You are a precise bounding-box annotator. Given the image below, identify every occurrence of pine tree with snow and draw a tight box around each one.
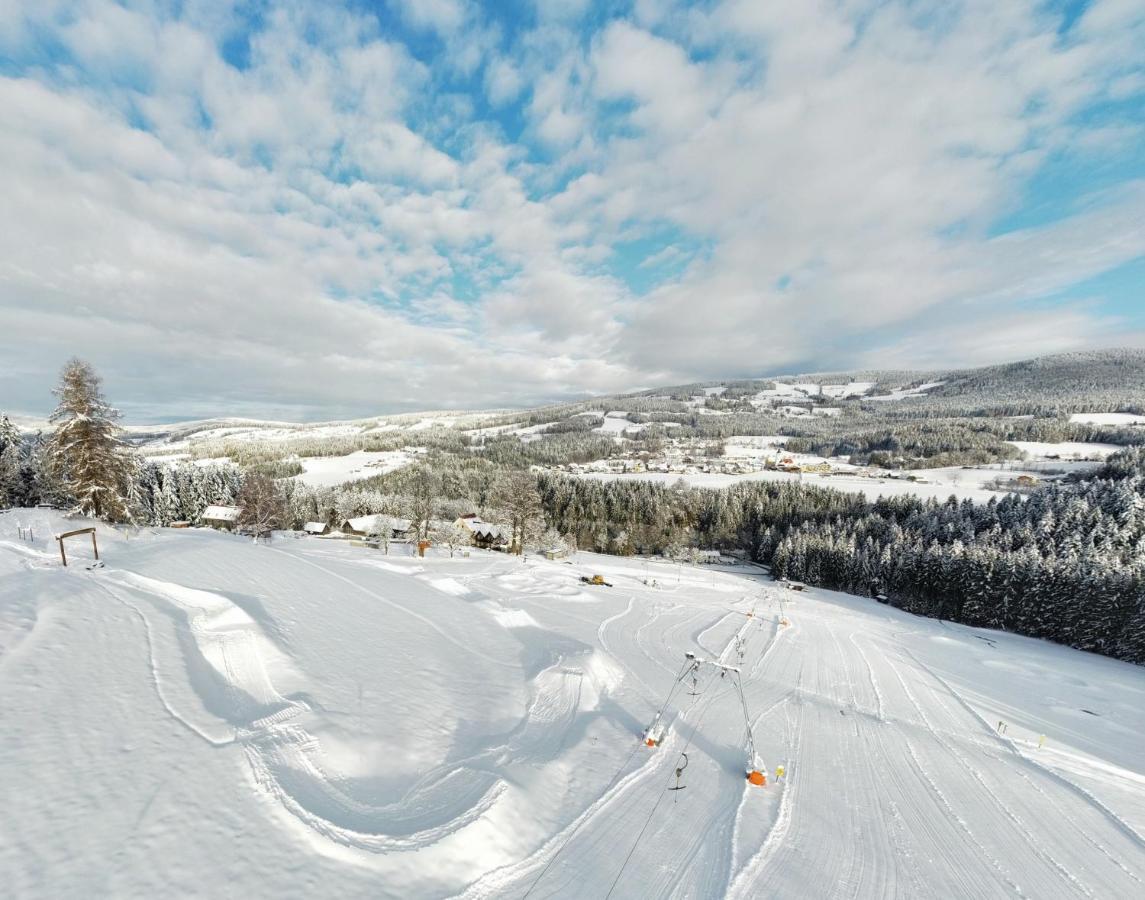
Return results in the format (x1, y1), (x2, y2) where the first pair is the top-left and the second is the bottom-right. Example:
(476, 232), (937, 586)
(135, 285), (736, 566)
(47, 359), (136, 521)
(0, 415), (22, 508)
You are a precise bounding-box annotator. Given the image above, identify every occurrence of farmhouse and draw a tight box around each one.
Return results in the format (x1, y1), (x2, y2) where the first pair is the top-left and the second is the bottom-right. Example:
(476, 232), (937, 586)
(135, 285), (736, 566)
(201, 505), (241, 531)
(454, 515), (509, 550)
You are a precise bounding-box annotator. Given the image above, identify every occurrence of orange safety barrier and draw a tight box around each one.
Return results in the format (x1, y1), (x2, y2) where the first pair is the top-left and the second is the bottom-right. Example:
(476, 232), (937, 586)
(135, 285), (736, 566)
(747, 770), (766, 786)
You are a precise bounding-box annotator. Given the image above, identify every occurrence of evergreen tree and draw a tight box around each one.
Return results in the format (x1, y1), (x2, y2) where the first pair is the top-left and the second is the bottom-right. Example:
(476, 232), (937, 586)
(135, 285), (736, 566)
(47, 359), (136, 521)
(0, 415), (22, 508)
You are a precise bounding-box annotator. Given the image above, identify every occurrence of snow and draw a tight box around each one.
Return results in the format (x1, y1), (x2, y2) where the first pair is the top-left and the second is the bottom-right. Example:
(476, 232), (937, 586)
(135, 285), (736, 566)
(292, 450), (412, 487)
(2, 509), (1143, 897)
(821, 382), (875, 398)
(597, 412), (643, 434)
(574, 466), (1037, 503)
(1070, 413), (1145, 427)
(201, 504), (240, 522)
(1008, 441), (1122, 460)
(869, 381), (946, 401)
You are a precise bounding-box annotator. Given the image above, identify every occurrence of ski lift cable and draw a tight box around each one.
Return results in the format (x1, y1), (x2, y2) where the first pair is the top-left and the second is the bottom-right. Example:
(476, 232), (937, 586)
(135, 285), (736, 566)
(521, 656), (695, 899)
(604, 670), (732, 900)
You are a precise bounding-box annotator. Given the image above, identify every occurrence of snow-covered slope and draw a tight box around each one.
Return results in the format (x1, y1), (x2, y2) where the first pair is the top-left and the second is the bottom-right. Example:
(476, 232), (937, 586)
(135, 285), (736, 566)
(1, 510), (1143, 897)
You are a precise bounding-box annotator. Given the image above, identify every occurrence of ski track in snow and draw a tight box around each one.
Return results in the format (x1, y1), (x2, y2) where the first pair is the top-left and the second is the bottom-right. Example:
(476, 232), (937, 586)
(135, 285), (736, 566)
(4, 520), (1144, 898)
(92, 568), (521, 855)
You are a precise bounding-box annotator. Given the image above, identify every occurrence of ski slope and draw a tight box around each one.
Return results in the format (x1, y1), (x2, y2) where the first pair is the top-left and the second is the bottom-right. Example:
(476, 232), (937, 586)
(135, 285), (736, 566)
(1, 510), (1143, 897)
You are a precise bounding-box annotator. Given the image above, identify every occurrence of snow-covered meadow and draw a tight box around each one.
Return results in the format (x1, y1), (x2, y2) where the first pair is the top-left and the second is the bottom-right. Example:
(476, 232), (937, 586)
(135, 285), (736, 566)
(2, 510), (1143, 897)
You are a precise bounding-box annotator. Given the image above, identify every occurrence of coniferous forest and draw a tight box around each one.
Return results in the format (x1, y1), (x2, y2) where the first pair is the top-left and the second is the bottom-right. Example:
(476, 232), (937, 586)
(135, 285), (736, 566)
(538, 449), (1145, 664)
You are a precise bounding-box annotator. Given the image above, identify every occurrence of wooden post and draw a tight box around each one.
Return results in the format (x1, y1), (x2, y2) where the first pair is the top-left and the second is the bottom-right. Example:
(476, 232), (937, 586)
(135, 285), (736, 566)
(56, 527), (98, 568)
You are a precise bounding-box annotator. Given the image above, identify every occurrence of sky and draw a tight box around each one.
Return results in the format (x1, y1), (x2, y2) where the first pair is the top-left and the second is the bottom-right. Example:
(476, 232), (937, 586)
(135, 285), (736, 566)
(1, 0), (1144, 422)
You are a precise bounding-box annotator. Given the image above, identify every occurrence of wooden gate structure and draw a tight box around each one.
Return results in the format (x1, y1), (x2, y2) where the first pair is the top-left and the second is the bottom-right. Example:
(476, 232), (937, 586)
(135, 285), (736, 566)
(56, 527), (99, 567)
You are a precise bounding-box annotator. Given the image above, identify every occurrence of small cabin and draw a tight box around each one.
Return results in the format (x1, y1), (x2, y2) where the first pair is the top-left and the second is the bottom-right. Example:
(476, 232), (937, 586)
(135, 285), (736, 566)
(201, 505), (242, 531)
(303, 521), (331, 536)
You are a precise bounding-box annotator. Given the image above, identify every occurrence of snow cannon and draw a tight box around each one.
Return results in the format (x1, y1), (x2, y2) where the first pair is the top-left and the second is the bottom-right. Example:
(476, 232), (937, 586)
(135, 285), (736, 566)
(643, 724), (666, 747)
(746, 769), (767, 787)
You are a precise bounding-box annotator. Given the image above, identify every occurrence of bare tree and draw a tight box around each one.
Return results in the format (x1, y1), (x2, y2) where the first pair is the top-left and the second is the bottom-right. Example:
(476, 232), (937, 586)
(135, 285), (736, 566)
(237, 474), (286, 541)
(492, 471), (544, 555)
(404, 466), (438, 541)
(369, 513), (398, 554)
(47, 358), (137, 521)
(433, 520), (470, 558)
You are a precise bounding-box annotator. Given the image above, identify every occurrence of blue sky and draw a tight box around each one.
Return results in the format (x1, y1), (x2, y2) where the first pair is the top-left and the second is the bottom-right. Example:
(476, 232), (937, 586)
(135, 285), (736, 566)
(1, 0), (1143, 420)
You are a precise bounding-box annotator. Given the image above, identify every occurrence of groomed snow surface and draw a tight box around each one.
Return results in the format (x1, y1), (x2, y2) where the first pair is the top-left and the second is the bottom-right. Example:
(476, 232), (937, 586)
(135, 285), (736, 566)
(2, 510), (1144, 897)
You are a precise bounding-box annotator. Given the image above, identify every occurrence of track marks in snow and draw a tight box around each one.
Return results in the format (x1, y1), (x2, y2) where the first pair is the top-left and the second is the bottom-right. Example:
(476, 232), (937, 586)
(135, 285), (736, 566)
(96, 569), (517, 857)
(264, 545), (515, 669)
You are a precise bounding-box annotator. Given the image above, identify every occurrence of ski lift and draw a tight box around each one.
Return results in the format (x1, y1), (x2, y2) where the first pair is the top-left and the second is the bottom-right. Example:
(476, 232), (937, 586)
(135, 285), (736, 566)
(642, 651), (769, 788)
(668, 752), (688, 796)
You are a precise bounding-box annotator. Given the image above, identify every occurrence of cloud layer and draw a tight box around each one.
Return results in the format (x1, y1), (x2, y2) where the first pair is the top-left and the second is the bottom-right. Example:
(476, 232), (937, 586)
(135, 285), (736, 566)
(2, 0), (1143, 420)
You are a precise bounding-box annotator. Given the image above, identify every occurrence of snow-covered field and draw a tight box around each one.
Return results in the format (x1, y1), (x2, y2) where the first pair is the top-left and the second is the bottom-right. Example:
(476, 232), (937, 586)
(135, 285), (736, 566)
(292, 450), (414, 488)
(575, 466), (1044, 503)
(2, 510), (1143, 897)
(1070, 413), (1145, 427)
(1008, 441), (1122, 460)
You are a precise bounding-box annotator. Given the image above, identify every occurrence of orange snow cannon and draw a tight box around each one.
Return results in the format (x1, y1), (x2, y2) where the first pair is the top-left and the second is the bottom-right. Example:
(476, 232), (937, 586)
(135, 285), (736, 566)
(747, 770), (767, 786)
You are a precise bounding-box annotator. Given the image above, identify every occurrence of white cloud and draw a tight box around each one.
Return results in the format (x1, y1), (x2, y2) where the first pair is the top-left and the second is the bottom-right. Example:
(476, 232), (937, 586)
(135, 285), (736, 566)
(0, 0), (1143, 419)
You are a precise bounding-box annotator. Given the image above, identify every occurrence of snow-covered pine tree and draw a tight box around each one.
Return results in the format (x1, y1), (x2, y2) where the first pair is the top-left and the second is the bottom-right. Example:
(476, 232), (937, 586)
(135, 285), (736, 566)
(0, 415), (22, 508)
(47, 359), (136, 521)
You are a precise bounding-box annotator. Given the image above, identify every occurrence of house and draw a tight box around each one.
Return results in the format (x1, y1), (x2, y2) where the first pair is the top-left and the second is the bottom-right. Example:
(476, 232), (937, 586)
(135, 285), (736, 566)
(471, 523), (509, 549)
(201, 505), (241, 531)
(341, 515), (412, 538)
(303, 521), (331, 536)
(454, 515), (509, 550)
(1016, 475), (1038, 487)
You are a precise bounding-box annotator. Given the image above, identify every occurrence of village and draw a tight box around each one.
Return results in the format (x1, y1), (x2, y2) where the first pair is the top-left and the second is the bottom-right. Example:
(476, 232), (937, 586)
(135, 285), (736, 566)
(548, 433), (933, 482)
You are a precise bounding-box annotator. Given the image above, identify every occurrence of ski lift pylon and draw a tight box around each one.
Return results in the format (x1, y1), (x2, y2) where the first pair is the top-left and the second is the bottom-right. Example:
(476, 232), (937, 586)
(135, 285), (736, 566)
(640, 651), (769, 788)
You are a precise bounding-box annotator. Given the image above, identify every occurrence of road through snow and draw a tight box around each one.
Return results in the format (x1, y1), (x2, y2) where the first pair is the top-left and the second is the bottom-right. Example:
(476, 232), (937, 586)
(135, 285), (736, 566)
(1, 509), (1143, 898)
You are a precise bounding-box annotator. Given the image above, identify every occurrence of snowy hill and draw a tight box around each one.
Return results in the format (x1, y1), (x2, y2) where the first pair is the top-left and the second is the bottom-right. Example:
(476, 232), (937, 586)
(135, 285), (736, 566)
(2, 510), (1143, 897)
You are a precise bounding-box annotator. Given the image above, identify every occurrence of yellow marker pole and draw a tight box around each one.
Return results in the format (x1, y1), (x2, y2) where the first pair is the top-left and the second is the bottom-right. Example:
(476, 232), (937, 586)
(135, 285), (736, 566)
(1038, 735), (1045, 749)
(776, 765), (785, 780)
